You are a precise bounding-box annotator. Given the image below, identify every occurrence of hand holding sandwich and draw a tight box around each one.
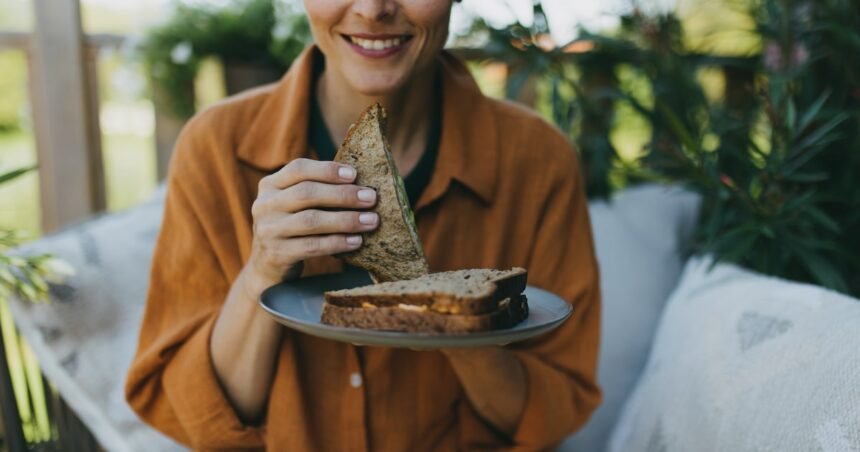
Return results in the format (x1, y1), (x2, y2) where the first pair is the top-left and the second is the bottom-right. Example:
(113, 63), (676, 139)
(210, 157), (379, 424)
(248, 157), (380, 285)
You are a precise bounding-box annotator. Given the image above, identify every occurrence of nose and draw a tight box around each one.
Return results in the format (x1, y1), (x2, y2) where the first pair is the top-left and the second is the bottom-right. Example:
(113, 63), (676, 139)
(352, 0), (396, 21)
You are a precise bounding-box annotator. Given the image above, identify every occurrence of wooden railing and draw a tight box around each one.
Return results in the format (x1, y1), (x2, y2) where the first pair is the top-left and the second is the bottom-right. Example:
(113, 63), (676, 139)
(1, 28), (153, 233)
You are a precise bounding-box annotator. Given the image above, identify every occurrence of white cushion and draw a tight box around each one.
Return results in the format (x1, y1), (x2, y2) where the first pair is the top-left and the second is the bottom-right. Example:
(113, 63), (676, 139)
(609, 258), (860, 452)
(561, 184), (701, 451)
(9, 185), (186, 452)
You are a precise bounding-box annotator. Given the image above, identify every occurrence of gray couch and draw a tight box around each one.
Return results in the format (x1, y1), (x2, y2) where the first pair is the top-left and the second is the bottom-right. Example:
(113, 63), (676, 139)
(9, 184), (705, 451)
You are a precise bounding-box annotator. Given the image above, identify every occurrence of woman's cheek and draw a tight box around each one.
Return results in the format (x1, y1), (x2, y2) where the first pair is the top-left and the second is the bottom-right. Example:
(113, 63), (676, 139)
(304, 0), (345, 48)
(406, 1), (452, 54)
(413, 2), (451, 30)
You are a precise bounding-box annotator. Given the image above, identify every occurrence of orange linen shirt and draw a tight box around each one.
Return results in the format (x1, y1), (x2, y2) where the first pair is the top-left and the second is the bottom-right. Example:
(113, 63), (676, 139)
(125, 46), (601, 451)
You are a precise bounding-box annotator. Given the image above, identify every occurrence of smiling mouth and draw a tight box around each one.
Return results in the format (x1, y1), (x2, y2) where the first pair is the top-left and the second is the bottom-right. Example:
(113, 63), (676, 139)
(342, 34), (413, 51)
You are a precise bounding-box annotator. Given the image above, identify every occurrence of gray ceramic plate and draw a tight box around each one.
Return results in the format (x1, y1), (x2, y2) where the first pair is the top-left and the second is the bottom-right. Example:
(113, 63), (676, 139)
(260, 269), (572, 349)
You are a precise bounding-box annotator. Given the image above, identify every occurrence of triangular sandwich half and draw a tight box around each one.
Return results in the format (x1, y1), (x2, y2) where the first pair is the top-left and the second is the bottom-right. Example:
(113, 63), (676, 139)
(333, 103), (429, 282)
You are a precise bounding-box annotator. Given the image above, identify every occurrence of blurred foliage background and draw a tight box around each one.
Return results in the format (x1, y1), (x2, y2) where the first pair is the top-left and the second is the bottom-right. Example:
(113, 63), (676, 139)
(140, 0), (311, 117)
(0, 0), (858, 294)
(456, 0), (859, 296)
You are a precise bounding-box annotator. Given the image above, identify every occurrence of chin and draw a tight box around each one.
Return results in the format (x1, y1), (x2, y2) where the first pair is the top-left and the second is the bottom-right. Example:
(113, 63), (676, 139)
(346, 74), (409, 97)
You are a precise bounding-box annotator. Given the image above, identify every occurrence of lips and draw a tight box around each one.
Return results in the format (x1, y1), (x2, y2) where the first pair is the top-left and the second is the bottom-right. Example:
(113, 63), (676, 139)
(342, 34), (413, 58)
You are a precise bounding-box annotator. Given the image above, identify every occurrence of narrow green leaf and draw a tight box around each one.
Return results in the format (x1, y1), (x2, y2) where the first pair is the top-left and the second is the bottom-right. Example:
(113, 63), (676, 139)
(797, 92), (830, 133)
(814, 23), (860, 49)
(783, 171), (829, 183)
(791, 113), (849, 155)
(781, 190), (816, 212)
(0, 267), (15, 287)
(657, 101), (698, 154)
(791, 245), (849, 293)
(19, 283), (37, 301)
(719, 233), (759, 264)
(615, 92), (654, 119)
(785, 98), (796, 139)
(0, 166), (37, 186)
(806, 206), (841, 233)
(783, 143), (829, 176)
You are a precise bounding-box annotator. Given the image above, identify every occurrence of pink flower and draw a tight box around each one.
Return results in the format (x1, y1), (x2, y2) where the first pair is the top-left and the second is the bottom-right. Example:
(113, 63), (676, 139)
(763, 41), (782, 72)
(793, 45), (809, 67)
(763, 40), (809, 72)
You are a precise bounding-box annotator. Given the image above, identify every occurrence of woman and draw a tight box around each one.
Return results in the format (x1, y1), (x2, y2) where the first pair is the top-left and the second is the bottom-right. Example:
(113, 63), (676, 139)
(125, 1), (601, 450)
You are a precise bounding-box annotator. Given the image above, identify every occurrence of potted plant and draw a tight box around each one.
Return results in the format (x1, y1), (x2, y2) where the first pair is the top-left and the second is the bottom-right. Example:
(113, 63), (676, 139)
(609, 1), (860, 295)
(459, 0), (859, 295)
(0, 167), (69, 303)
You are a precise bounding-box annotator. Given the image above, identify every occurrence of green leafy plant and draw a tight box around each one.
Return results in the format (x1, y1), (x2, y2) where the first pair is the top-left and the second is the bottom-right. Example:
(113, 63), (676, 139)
(0, 167), (62, 303)
(454, 2), (625, 198)
(609, 1), (860, 295)
(139, 0), (311, 118)
(459, 0), (859, 296)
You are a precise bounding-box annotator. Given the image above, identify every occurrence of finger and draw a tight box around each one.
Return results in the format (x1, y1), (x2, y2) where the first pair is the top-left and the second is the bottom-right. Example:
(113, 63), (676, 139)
(285, 210), (379, 237)
(254, 210), (377, 239)
(259, 158), (357, 191)
(276, 181), (377, 213)
(283, 234), (364, 260)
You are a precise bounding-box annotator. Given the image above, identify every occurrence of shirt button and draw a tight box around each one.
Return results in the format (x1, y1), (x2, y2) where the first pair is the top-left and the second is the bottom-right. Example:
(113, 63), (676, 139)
(349, 372), (363, 388)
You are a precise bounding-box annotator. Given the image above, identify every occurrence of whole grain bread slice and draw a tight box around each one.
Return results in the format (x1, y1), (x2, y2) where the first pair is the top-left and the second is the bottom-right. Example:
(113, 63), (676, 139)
(334, 103), (429, 282)
(324, 268), (527, 315)
(320, 294), (529, 333)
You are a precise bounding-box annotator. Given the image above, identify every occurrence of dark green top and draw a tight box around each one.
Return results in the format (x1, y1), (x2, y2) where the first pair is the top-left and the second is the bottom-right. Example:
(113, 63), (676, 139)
(308, 60), (441, 207)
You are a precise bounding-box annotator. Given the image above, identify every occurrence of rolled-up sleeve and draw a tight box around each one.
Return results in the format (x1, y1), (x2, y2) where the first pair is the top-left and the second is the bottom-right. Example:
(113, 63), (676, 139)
(124, 118), (266, 449)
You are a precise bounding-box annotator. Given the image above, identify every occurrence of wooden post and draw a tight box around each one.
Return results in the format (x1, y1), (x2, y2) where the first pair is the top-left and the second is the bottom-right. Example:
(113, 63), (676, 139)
(29, 0), (105, 233)
(577, 57), (619, 198)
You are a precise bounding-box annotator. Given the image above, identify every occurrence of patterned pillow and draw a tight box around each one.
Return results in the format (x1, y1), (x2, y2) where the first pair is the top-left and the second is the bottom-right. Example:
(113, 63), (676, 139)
(9, 185), (186, 452)
(609, 258), (860, 452)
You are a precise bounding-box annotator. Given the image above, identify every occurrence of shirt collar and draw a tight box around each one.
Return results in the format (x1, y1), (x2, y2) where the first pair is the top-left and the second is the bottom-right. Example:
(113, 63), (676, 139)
(236, 45), (499, 206)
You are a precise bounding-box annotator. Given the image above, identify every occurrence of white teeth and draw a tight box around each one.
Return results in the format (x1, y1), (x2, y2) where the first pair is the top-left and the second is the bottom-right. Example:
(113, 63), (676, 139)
(349, 36), (405, 51)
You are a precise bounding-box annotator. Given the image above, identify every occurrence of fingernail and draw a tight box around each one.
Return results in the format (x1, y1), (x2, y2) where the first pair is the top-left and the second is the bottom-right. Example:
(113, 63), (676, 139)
(338, 166), (356, 180)
(357, 189), (376, 203)
(359, 212), (378, 225)
(346, 235), (362, 246)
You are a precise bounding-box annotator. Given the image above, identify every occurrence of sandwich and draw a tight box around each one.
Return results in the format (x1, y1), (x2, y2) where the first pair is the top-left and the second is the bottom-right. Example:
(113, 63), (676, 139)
(323, 104), (529, 334)
(333, 103), (429, 283)
(322, 268), (529, 333)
